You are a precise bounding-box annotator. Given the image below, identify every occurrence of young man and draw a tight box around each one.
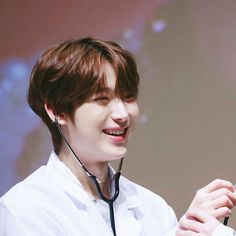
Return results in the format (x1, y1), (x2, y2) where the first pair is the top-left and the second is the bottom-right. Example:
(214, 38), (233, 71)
(1, 37), (235, 236)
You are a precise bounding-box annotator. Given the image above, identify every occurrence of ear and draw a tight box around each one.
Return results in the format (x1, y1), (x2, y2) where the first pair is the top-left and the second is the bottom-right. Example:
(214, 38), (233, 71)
(44, 104), (67, 125)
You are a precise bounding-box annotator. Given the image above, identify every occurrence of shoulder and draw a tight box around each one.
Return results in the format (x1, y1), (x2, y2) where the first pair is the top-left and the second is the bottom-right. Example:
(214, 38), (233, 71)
(0, 165), (56, 210)
(0, 165), (68, 231)
(0, 202), (28, 236)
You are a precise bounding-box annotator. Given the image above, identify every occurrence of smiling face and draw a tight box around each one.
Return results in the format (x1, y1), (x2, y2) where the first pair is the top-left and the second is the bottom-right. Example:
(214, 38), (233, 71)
(61, 63), (139, 165)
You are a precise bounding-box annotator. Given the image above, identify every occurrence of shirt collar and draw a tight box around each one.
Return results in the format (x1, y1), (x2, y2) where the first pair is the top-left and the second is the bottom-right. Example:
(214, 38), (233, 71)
(46, 151), (142, 209)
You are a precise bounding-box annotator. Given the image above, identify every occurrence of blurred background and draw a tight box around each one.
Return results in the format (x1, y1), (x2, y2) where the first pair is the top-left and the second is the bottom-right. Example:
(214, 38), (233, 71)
(1, 0), (236, 225)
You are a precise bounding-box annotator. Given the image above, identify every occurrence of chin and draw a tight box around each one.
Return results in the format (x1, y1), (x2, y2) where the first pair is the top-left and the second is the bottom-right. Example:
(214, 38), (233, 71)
(99, 143), (128, 161)
(105, 146), (127, 161)
(112, 146), (127, 159)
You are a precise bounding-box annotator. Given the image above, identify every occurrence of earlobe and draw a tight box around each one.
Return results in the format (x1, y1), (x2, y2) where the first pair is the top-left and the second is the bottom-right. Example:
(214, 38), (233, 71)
(44, 104), (67, 125)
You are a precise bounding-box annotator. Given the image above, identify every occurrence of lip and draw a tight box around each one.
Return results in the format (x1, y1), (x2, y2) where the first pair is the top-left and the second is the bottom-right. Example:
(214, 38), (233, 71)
(102, 127), (128, 143)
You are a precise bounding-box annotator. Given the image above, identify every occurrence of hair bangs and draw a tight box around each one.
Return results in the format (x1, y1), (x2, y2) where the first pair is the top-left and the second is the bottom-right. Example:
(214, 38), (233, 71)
(113, 54), (139, 101)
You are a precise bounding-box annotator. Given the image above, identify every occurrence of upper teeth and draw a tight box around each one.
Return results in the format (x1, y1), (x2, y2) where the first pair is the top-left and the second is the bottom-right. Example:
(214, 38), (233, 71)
(105, 129), (125, 135)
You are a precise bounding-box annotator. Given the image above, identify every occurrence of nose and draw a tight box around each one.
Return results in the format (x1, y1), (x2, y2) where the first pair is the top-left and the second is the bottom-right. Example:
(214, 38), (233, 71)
(110, 98), (129, 124)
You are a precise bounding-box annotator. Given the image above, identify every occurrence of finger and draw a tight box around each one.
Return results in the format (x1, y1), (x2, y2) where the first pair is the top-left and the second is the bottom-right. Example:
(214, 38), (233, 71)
(208, 188), (234, 200)
(197, 195), (233, 219)
(200, 179), (235, 193)
(204, 195), (234, 210)
(188, 206), (232, 221)
(207, 187), (236, 203)
(230, 191), (236, 205)
(184, 209), (220, 235)
(212, 195), (234, 209)
(212, 207), (232, 219)
(176, 229), (201, 236)
(179, 216), (204, 232)
(186, 208), (216, 224)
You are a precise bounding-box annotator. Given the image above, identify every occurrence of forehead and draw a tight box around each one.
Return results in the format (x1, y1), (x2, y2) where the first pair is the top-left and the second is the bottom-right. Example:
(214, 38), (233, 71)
(92, 61), (138, 99)
(102, 63), (116, 90)
(92, 62), (117, 94)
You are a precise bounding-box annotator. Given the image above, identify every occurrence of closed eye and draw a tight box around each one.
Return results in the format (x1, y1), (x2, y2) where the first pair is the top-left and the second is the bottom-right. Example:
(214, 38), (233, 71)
(94, 96), (109, 101)
(93, 96), (110, 105)
(123, 95), (136, 103)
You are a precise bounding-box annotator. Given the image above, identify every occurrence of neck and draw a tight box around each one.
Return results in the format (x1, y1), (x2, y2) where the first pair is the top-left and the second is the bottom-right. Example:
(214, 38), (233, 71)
(58, 147), (111, 199)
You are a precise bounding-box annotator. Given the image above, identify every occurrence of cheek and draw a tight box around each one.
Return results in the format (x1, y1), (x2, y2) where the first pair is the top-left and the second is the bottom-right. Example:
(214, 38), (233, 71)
(74, 110), (109, 137)
(128, 103), (140, 122)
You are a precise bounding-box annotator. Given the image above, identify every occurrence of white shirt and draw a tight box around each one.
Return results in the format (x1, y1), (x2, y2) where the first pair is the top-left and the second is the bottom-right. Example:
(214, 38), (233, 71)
(0, 151), (177, 236)
(213, 224), (235, 236)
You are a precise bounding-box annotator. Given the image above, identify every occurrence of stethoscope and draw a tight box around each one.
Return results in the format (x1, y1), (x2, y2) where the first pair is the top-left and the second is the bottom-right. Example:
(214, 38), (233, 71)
(54, 117), (123, 236)
(224, 216), (229, 226)
(223, 185), (236, 226)
(54, 117), (234, 234)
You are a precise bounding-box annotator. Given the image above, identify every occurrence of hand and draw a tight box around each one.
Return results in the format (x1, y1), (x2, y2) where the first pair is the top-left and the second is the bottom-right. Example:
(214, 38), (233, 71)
(187, 179), (236, 220)
(176, 208), (220, 236)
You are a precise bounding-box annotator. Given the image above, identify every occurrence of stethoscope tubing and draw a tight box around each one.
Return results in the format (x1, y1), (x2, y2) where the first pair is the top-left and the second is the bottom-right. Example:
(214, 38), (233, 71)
(54, 118), (122, 236)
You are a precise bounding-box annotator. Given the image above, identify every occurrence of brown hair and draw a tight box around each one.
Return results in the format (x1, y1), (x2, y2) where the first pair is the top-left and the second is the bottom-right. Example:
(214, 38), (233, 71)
(27, 37), (140, 154)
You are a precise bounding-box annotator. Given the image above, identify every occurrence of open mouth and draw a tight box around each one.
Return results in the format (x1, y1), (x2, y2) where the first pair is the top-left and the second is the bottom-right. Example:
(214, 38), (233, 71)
(103, 128), (128, 136)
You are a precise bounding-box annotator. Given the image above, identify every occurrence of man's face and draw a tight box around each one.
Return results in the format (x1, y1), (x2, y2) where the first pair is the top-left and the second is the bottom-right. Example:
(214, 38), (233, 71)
(62, 63), (139, 165)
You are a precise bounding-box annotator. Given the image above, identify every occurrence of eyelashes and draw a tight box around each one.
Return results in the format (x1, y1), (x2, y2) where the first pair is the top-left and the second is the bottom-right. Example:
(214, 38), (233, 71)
(92, 94), (136, 105)
(93, 96), (110, 105)
(123, 95), (136, 102)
